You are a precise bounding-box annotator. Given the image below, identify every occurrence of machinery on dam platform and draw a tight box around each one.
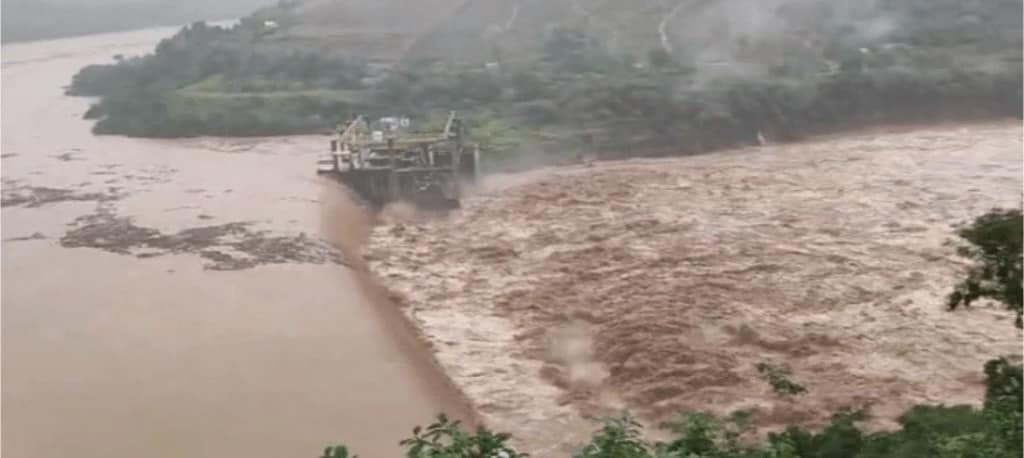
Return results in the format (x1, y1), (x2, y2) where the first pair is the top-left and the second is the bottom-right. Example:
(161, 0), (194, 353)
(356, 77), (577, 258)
(317, 111), (480, 211)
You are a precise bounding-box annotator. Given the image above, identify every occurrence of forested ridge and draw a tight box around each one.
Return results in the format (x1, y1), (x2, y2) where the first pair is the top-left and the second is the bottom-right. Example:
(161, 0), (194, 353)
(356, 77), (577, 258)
(69, 0), (1021, 168)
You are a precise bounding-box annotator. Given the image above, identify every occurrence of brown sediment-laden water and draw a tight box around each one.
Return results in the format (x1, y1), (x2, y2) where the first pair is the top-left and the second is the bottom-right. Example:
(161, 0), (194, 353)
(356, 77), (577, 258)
(366, 121), (1023, 453)
(2, 27), (473, 458)
(4, 23), (1022, 458)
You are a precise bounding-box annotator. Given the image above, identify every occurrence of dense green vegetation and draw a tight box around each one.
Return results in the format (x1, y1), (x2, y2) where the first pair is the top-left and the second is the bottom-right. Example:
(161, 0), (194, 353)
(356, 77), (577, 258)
(0, 0), (270, 43)
(68, 20), (370, 136)
(324, 358), (1021, 458)
(318, 209), (1021, 458)
(948, 209), (1023, 328)
(68, 0), (1021, 168)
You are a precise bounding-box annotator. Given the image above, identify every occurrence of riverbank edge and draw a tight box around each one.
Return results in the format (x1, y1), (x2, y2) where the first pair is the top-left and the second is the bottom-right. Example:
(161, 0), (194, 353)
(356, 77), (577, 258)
(80, 110), (1023, 177)
(347, 264), (486, 430)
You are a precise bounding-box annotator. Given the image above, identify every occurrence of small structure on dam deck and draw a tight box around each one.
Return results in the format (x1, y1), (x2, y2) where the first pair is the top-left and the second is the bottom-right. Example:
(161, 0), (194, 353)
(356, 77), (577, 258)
(317, 111), (480, 211)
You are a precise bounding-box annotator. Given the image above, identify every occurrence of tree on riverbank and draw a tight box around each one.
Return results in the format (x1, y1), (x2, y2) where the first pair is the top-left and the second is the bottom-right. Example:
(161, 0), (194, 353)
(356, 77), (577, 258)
(948, 209), (1023, 328)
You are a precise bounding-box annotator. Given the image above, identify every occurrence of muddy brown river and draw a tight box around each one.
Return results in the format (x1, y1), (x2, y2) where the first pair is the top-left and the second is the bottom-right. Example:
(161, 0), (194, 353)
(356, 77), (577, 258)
(2, 27), (470, 458)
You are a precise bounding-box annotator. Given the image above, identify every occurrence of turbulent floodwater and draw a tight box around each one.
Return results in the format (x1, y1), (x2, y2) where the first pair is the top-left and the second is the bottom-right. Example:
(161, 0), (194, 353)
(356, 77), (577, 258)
(1, 28), (471, 458)
(368, 122), (1023, 453)
(4, 25), (1023, 458)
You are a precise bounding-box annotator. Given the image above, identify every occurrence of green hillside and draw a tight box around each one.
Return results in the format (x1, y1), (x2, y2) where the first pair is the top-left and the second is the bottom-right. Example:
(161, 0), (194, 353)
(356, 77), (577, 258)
(67, 0), (1022, 168)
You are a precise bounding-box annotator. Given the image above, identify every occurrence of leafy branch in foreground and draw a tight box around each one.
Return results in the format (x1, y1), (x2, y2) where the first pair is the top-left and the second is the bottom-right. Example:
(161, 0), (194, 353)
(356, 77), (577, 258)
(400, 414), (527, 458)
(947, 208), (1023, 328)
(323, 357), (1021, 457)
(574, 414), (650, 458)
(320, 445), (357, 458)
(659, 410), (756, 457)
